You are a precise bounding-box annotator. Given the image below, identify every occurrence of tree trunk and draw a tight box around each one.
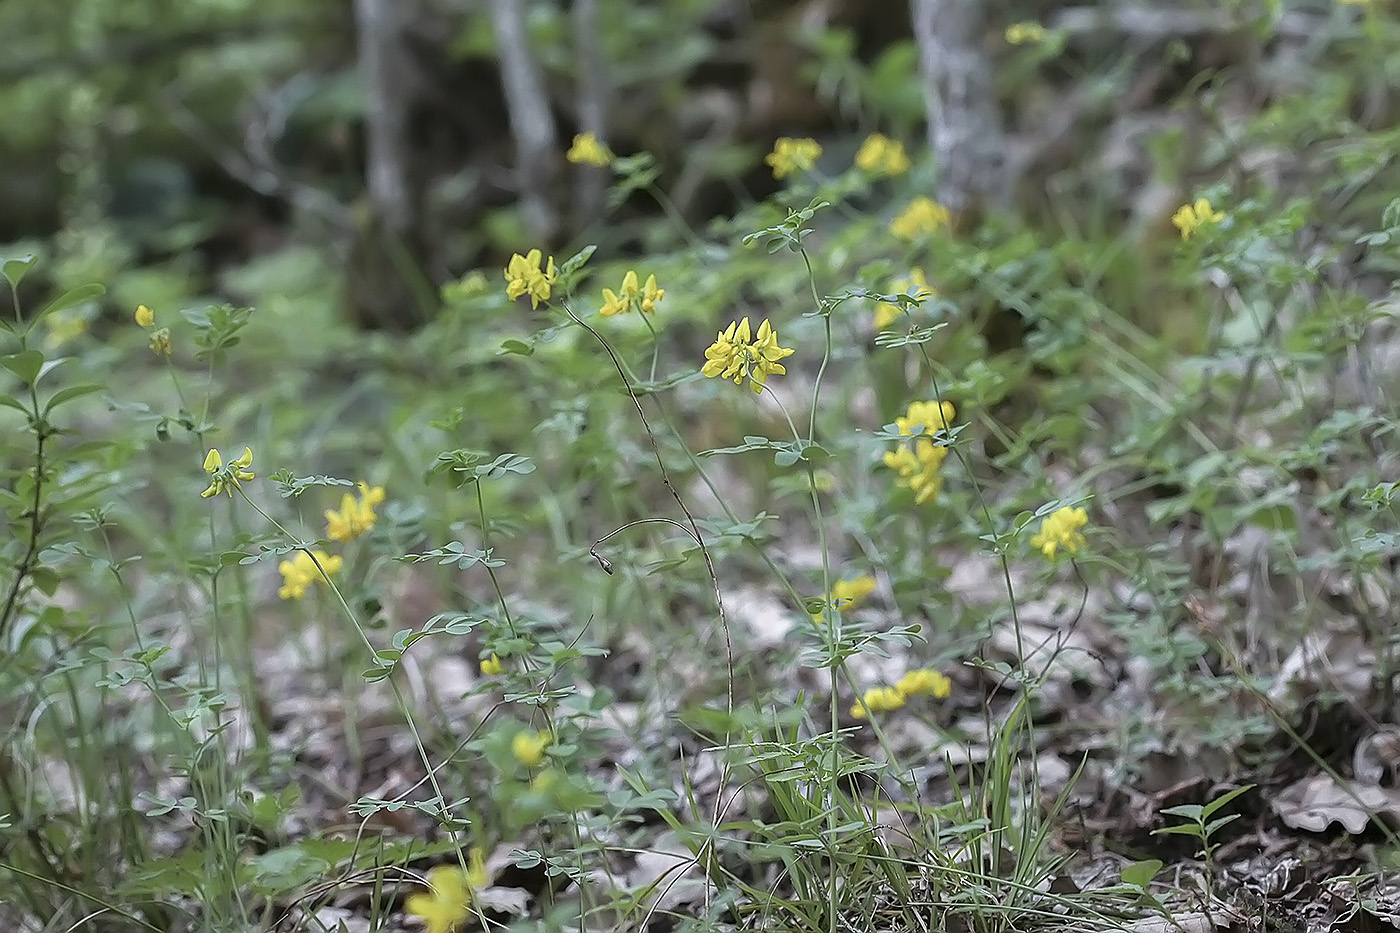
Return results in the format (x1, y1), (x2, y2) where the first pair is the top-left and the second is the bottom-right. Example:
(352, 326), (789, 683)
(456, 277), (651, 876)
(490, 0), (561, 242)
(349, 0), (431, 329)
(910, 0), (1007, 215)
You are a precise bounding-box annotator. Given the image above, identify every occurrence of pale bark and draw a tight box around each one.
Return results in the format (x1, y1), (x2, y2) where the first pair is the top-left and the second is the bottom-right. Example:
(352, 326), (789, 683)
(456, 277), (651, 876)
(572, 0), (608, 222)
(490, 0), (560, 240)
(354, 0), (414, 236)
(910, 0), (1007, 213)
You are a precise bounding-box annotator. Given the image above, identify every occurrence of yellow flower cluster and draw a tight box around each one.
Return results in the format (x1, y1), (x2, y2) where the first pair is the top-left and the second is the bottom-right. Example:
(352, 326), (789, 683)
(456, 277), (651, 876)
(599, 270), (664, 316)
(504, 249), (558, 308)
(831, 575), (876, 609)
(700, 317), (795, 393)
(1029, 505), (1089, 558)
(890, 196), (952, 240)
(851, 685), (905, 717)
(566, 131), (612, 167)
(480, 653), (504, 676)
(765, 137), (823, 179)
(812, 574), (877, 623)
(850, 668), (952, 719)
(1171, 198), (1225, 240)
(1005, 21), (1047, 44)
(325, 482), (386, 542)
(883, 401), (956, 504)
(874, 268), (934, 330)
(854, 133), (910, 176)
(277, 549), (343, 601)
(200, 447), (255, 499)
(135, 304), (171, 356)
(512, 730), (551, 768)
(405, 848), (488, 933)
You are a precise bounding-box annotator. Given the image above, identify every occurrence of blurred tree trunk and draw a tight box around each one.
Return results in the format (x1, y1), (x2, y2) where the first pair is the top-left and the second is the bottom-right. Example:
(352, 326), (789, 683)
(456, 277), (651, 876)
(349, 0), (433, 330)
(910, 0), (1007, 215)
(489, 0), (560, 242)
(571, 0), (608, 225)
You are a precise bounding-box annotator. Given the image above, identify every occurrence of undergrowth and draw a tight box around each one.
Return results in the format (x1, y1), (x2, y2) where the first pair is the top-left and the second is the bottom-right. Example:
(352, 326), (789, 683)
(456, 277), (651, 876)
(7, 22), (1400, 931)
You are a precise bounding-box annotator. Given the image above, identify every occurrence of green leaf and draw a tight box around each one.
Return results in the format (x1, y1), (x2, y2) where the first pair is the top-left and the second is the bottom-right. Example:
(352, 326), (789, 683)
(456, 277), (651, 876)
(243, 845), (331, 896)
(32, 357), (69, 389)
(2, 350), (44, 385)
(1244, 503), (1296, 533)
(1120, 859), (1163, 889)
(475, 453), (535, 478)
(699, 435), (779, 457)
(1201, 783), (1254, 819)
(498, 338), (535, 356)
(1204, 814), (1241, 835)
(30, 566), (60, 597)
(774, 441), (829, 467)
(1158, 803), (1204, 821)
(559, 244), (597, 277)
(42, 383), (104, 414)
(2, 254), (36, 291)
(33, 283), (105, 325)
(0, 394), (30, 415)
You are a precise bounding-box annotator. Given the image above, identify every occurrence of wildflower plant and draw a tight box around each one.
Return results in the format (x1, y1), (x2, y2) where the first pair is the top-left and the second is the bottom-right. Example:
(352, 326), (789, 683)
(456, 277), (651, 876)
(325, 481), (386, 541)
(1172, 197), (1226, 239)
(11, 24), (1397, 932)
(854, 133), (911, 176)
(566, 131), (612, 167)
(504, 249), (558, 308)
(700, 316), (795, 392)
(765, 136), (823, 179)
(890, 195), (952, 240)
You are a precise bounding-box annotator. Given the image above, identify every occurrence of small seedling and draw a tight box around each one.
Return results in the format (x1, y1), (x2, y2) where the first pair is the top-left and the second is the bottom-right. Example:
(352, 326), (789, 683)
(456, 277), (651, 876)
(1154, 784), (1255, 901)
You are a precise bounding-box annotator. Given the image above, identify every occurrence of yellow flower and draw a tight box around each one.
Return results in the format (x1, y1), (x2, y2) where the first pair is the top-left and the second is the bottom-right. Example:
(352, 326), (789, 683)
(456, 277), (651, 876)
(512, 730), (551, 768)
(200, 446), (255, 499)
(44, 310), (89, 348)
(599, 270), (663, 316)
(700, 317), (795, 393)
(135, 304), (155, 328)
(896, 399), (956, 437)
(765, 137), (823, 180)
(504, 249), (558, 308)
(883, 439), (950, 504)
(1171, 198), (1226, 240)
(890, 196), (952, 240)
(1029, 505), (1089, 559)
(1005, 21), (1047, 44)
(874, 268), (934, 330)
(854, 133), (911, 176)
(896, 668), (952, 699)
(812, 574), (878, 623)
(404, 850), (488, 933)
(882, 400), (956, 504)
(480, 653), (503, 676)
(148, 328), (172, 357)
(566, 131), (612, 166)
(832, 575), (876, 609)
(325, 482), (386, 542)
(277, 549), (343, 601)
(849, 686), (906, 719)
(640, 274), (664, 313)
